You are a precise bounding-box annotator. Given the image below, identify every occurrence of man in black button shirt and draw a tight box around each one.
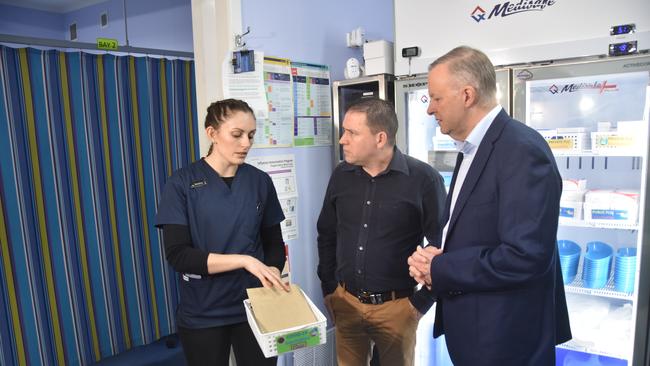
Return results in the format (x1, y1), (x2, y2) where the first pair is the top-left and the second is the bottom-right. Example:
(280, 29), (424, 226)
(317, 97), (446, 366)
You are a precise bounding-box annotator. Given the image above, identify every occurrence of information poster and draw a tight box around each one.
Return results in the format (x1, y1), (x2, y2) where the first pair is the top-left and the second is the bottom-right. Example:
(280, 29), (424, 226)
(246, 154), (299, 240)
(223, 51), (268, 119)
(254, 57), (295, 148)
(290, 62), (333, 147)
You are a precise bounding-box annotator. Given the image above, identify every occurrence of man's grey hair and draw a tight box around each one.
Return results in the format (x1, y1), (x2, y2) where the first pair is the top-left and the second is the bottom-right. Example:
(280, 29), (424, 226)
(346, 97), (398, 146)
(429, 46), (497, 108)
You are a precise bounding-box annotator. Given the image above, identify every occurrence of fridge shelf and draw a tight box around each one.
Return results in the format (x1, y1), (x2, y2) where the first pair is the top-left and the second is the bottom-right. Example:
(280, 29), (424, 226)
(559, 220), (638, 230)
(564, 275), (634, 301)
(557, 340), (628, 361)
(552, 150), (643, 157)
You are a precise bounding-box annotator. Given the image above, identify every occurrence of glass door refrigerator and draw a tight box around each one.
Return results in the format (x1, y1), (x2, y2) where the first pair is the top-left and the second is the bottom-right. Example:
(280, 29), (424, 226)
(395, 70), (511, 192)
(512, 54), (650, 366)
(394, 69), (511, 366)
(332, 74), (395, 165)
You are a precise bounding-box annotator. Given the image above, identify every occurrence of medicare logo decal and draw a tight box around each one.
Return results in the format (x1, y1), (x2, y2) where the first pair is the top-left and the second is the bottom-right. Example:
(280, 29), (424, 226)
(471, 0), (557, 23)
(471, 6), (487, 22)
(548, 81), (618, 94)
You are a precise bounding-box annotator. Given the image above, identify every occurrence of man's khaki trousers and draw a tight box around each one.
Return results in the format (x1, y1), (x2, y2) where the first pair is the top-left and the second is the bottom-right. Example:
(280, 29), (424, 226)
(327, 284), (420, 366)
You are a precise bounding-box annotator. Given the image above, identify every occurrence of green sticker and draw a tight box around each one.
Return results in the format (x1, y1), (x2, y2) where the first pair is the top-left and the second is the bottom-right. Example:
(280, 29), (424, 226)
(293, 137), (314, 146)
(275, 327), (320, 354)
(97, 38), (118, 50)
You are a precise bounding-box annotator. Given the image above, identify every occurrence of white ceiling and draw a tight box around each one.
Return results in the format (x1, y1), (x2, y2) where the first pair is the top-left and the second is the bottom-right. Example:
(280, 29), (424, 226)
(0, 0), (108, 13)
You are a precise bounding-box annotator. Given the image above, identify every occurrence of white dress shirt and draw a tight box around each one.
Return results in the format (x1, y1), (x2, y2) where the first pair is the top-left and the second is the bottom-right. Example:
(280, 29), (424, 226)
(440, 105), (502, 250)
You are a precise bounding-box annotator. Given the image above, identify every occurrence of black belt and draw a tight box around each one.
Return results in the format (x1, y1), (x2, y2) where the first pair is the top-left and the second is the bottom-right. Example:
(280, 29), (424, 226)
(340, 282), (414, 305)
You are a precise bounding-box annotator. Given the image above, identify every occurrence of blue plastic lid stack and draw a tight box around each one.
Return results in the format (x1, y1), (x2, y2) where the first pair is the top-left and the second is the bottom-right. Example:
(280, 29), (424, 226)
(558, 240), (581, 285)
(582, 241), (613, 289)
(614, 247), (637, 293)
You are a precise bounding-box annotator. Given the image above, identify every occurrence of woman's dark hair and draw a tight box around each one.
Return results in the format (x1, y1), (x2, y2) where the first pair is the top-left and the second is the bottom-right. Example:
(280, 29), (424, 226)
(204, 98), (255, 155)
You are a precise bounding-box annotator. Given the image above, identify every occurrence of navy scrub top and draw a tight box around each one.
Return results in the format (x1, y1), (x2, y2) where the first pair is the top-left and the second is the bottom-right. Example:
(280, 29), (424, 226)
(155, 159), (285, 328)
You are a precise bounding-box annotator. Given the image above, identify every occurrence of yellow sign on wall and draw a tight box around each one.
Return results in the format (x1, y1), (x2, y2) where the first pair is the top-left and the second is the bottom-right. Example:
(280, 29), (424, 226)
(97, 38), (118, 50)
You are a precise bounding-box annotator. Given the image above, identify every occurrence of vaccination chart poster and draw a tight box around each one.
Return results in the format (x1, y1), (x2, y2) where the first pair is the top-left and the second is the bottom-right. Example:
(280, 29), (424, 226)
(290, 62), (333, 147)
(246, 154), (299, 240)
(254, 57), (295, 148)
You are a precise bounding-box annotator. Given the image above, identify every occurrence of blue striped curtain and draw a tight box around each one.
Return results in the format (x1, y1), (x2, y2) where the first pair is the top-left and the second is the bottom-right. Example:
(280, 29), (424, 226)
(0, 45), (198, 365)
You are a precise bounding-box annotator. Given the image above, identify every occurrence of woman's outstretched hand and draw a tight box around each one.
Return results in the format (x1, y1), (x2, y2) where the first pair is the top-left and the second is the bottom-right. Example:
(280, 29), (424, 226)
(243, 256), (291, 292)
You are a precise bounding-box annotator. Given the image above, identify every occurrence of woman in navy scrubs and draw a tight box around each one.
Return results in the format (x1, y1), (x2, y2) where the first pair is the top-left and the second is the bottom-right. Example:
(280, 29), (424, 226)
(155, 99), (290, 365)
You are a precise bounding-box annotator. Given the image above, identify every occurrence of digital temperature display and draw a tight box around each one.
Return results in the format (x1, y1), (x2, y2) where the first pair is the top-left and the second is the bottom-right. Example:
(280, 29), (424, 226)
(610, 24), (635, 36)
(609, 41), (637, 57)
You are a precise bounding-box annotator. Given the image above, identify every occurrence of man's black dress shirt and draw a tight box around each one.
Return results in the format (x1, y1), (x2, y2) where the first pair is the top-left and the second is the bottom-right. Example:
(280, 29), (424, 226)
(317, 148), (446, 312)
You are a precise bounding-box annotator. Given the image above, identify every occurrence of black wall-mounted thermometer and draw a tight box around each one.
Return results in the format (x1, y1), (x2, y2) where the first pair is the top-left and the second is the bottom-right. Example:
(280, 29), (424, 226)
(402, 47), (420, 58)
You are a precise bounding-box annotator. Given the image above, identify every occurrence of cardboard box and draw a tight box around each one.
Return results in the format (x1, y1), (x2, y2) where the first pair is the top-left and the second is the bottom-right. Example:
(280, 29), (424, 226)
(244, 285), (327, 357)
(584, 190), (639, 224)
(363, 40), (394, 75)
(591, 131), (642, 155)
(559, 200), (583, 223)
(538, 129), (589, 153)
(363, 40), (393, 59)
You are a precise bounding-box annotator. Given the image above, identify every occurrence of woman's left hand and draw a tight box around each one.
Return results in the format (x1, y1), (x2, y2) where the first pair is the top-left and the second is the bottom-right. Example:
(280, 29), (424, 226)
(243, 256), (291, 292)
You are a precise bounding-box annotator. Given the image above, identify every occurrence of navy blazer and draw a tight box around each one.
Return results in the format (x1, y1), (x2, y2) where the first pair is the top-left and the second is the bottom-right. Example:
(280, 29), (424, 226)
(430, 110), (571, 365)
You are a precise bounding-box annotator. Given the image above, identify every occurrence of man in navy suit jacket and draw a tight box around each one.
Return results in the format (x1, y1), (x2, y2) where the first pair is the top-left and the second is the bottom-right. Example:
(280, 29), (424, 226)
(408, 46), (571, 365)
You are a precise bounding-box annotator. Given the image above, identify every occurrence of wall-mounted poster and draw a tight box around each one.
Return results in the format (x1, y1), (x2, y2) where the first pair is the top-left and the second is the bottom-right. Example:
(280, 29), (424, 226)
(290, 62), (333, 147)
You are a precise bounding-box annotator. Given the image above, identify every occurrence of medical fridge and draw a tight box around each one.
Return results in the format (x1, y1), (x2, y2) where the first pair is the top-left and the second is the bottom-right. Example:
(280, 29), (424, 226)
(395, 56), (650, 365)
(393, 68), (511, 366)
(512, 54), (650, 366)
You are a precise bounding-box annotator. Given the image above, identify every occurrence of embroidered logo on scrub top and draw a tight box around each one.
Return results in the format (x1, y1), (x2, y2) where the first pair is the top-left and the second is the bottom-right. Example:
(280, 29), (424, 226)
(190, 180), (207, 189)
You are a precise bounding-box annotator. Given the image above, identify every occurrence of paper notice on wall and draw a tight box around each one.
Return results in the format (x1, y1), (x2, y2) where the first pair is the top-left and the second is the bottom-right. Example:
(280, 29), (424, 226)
(290, 62), (333, 147)
(247, 154), (297, 197)
(247, 154), (299, 240)
(223, 50), (268, 119)
(254, 57), (295, 148)
(279, 197), (298, 241)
